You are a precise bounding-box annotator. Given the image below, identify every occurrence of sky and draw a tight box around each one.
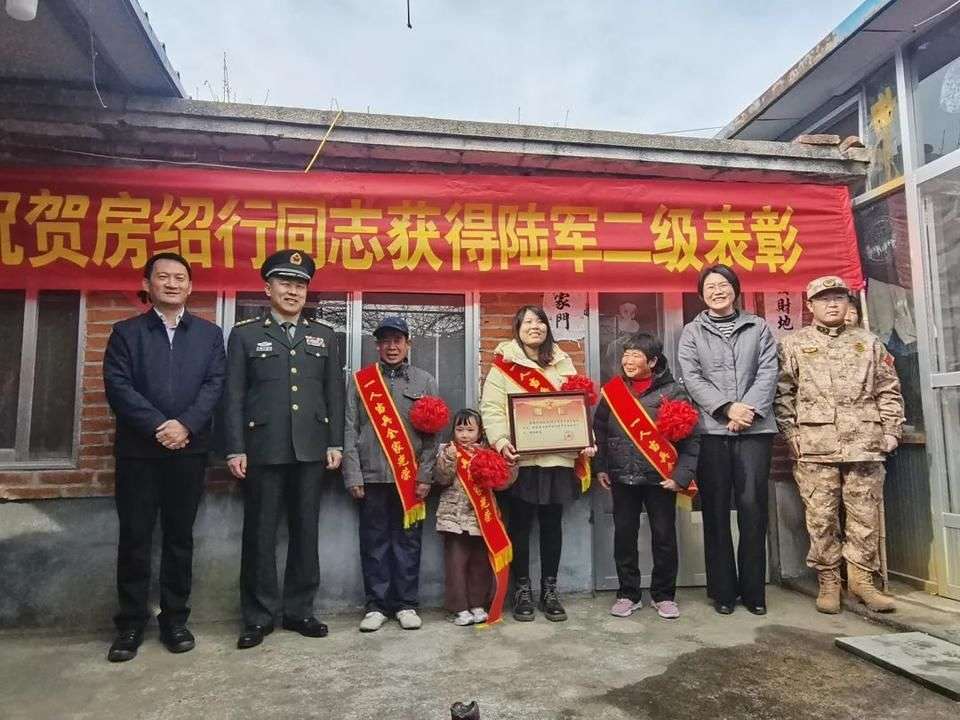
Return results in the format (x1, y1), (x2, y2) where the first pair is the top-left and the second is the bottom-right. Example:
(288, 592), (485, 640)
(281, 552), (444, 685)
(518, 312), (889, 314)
(139, 0), (868, 137)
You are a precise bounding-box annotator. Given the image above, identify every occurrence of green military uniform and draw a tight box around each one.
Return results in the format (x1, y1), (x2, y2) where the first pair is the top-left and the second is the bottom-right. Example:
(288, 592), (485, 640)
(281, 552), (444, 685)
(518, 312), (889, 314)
(775, 276), (904, 612)
(224, 250), (345, 633)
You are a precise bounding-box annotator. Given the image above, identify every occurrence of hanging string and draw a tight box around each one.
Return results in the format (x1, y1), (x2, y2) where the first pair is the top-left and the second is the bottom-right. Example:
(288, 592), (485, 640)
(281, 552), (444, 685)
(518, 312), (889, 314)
(407, 0), (412, 29)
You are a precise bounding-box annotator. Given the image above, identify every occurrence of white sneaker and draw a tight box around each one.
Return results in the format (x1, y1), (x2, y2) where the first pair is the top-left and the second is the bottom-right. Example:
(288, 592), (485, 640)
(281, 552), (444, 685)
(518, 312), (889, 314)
(359, 610), (387, 632)
(470, 607), (488, 624)
(450, 610), (474, 626)
(395, 609), (422, 630)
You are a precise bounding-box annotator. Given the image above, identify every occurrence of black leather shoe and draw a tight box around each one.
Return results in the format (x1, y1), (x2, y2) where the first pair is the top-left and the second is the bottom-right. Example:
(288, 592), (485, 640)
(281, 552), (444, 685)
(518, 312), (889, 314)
(714, 601), (735, 615)
(107, 628), (143, 662)
(160, 624), (196, 653)
(237, 623), (274, 649)
(282, 616), (328, 638)
(745, 605), (767, 616)
(539, 577), (568, 622)
(512, 577), (536, 622)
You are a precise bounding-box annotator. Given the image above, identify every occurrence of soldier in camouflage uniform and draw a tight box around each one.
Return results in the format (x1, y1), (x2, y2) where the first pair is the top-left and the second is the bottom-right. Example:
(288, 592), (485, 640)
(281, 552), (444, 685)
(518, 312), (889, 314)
(775, 276), (904, 614)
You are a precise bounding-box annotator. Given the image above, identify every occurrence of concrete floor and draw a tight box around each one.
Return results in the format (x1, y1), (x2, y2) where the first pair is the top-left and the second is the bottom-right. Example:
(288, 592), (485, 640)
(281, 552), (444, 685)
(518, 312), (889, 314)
(0, 587), (956, 720)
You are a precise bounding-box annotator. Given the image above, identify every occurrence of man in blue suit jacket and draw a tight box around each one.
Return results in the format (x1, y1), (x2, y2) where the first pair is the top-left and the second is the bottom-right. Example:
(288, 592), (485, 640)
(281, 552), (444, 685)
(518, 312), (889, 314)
(102, 252), (226, 662)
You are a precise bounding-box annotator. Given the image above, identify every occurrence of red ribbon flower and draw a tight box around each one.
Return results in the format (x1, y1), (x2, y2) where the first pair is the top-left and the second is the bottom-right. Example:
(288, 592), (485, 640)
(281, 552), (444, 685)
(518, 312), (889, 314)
(656, 397), (699, 442)
(469, 448), (511, 490)
(409, 396), (450, 434)
(560, 374), (598, 406)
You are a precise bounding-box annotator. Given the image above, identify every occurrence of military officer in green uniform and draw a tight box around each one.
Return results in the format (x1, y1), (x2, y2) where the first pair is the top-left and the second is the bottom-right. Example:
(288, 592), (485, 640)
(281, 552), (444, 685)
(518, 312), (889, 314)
(225, 249), (344, 649)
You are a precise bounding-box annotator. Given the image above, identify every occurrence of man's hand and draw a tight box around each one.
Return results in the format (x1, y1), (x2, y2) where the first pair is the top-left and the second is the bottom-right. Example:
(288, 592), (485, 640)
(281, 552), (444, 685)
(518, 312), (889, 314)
(227, 454), (247, 479)
(596, 472), (611, 490)
(500, 441), (519, 463)
(326, 449), (343, 470)
(415, 482), (431, 499)
(348, 485), (365, 500)
(726, 402), (756, 426)
(660, 478), (682, 492)
(156, 419), (190, 450)
(580, 444), (597, 458)
(883, 434), (899, 453)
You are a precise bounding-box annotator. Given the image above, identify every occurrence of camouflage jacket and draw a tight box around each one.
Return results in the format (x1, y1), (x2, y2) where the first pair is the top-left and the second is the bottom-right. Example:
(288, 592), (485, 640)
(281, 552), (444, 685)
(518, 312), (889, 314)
(774, 324), (905, 463)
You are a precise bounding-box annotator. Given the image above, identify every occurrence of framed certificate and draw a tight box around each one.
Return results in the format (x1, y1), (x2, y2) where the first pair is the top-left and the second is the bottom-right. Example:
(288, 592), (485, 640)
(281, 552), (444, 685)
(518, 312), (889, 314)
(508, 391), (593, 455)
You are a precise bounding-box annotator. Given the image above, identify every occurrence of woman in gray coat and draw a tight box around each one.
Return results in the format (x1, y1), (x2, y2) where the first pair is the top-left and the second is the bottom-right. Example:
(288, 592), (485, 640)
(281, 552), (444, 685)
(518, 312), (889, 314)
(677, 264), (778, 615)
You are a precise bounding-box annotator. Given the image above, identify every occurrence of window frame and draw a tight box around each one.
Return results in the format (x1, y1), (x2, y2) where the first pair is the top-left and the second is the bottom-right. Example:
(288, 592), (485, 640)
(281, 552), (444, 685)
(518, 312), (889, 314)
(0, 289), (85, 469)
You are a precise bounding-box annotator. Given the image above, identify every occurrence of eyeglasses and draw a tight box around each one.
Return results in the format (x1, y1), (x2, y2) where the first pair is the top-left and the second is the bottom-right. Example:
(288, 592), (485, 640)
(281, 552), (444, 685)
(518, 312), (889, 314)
(702, 282), (733, 293)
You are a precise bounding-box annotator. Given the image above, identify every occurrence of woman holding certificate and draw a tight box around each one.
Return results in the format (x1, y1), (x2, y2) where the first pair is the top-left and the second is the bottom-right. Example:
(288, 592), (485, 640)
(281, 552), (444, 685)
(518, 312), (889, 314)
(480, 305), (595, 623)
(677, 264), (779, 616)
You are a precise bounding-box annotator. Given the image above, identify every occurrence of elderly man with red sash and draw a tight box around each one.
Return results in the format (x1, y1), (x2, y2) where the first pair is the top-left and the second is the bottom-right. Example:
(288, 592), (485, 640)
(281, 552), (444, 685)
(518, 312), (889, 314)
(343, 316), (440, 632)
(593, 332), (700, 620)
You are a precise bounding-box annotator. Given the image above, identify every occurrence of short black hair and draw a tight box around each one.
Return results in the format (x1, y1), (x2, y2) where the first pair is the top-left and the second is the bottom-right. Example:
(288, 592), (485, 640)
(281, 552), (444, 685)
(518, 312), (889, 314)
(697, 264), (740, 299)
(622, 332), (664, 365)
(144, 252), (192, 280)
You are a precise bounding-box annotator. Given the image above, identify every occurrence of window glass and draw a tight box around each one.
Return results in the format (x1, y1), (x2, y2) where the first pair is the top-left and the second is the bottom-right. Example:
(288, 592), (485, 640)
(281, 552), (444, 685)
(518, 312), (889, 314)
(236, 292), (348, 370)
(29, 291), (80, 458)
(361, 293), (466, 427)
(919, 166), (960, 376)
(854, 192), (923, 430)
(911, 14), (960, 164)
(597, 294), (660, 383)
(863, 61), (904, 189)
(0, 291), (25, 449)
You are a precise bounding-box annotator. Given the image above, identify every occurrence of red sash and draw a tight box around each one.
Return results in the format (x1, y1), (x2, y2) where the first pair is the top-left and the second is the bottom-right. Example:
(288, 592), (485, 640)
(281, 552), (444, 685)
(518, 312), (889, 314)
(455, 445), (512, 626)
(354, 364), (425, 528)
(600, 376), (698, 509)
(491, 354), (591, 492)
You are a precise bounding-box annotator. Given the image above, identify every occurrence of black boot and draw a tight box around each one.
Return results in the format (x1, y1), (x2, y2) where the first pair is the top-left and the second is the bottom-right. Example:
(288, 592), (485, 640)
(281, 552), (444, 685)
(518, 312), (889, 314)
(539, 577), (567, 622)
(512, 577), (535, 622)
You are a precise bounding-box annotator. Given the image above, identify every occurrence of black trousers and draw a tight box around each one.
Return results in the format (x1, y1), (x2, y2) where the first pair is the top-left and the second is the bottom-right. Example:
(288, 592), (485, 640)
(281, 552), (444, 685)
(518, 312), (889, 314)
(240, 462), (323, 626)
(507, 498), (563, 580)
(611, 482), (678, 603)
(358, 483), (423, 614)
(114, 454), (206, 631)
(697, 434), (772, 607)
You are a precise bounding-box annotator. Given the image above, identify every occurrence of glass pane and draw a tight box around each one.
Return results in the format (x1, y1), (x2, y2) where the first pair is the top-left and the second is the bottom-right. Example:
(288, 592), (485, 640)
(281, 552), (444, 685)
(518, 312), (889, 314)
(854, 191), (924, 430)
(919, 165), (960, 374)
(361, 293), (466, 426)
(597, 294), (660, 383)
(236, 291), (348, 370)
(863, 61), (904, 189)
(911, 15), (960, 165)
(29, 291), (80, 459)
(0, 290), (25, 449)
(938, 386), (960, 514)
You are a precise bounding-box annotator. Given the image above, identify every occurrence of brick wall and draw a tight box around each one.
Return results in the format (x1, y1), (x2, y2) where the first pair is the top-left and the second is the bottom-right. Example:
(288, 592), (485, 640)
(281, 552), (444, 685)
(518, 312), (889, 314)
(0, 291), (218, 500)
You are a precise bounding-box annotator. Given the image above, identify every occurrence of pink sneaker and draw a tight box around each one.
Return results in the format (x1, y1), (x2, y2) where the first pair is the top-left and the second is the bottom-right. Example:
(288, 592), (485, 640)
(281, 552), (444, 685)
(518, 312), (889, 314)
(610, 598), (643, 617)
(653, 600), (680, 619)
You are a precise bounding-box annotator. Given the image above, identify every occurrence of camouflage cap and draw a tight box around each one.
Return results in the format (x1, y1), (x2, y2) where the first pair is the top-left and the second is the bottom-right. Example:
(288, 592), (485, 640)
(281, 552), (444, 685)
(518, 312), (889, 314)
(806, 275), (850, 299)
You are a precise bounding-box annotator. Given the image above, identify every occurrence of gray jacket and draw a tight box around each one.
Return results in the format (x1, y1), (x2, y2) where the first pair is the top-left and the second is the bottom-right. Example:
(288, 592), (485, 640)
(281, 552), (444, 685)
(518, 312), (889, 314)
(677, 311), (779, 436)
(342, 362), (440, 488)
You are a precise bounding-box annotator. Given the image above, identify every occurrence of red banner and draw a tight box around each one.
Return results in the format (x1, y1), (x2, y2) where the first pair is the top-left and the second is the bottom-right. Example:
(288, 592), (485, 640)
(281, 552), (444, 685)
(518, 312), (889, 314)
(0, 166), (862, 292)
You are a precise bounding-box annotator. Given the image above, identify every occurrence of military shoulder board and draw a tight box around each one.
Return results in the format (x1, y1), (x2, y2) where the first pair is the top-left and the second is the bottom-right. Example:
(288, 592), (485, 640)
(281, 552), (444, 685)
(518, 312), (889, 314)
(310, 317), (336, 329)
(234, 317), (260, 327)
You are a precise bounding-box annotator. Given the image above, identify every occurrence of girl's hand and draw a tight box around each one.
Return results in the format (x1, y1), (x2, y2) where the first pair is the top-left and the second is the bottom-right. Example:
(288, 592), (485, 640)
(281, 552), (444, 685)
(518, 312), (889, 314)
(596, 472), (611, 490)
(444, 443), (458, 460)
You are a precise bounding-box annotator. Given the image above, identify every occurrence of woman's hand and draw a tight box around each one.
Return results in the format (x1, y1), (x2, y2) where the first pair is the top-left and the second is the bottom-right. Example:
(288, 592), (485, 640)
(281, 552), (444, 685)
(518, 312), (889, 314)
(596, 472), (611, 490)
(500, 441), (519, 463)
(660, 478), (682, 493)
(580, 444), (597, 458)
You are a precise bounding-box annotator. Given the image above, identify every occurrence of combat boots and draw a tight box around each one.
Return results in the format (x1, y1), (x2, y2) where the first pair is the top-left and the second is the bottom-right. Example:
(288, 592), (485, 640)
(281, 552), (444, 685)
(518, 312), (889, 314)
(539, 576), (567, 622)
(847, 562), (896, 612)
(512, 577), (535, 622)
(816, 568), (841, 614)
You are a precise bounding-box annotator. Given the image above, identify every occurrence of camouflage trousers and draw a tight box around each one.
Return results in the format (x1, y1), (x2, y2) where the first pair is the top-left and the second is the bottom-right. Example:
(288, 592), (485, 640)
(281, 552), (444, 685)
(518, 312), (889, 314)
(794, 461), (885, 572)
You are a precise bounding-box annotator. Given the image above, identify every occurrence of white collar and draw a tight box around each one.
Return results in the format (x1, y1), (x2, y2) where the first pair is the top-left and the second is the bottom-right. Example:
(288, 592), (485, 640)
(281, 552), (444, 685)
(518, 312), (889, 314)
(154, 306), (185, 328)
